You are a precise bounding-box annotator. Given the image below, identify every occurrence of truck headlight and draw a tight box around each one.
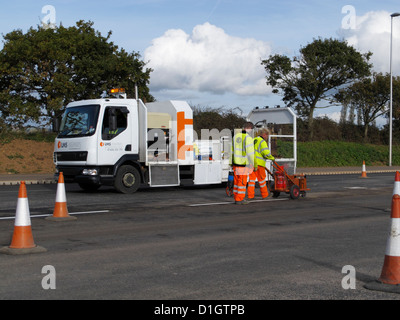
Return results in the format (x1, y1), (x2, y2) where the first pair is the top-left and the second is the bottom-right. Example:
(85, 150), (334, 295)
(82, 169), (98, 176)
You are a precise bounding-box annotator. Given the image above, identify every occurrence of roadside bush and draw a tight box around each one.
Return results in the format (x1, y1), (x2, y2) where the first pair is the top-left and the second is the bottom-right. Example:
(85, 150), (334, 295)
(296, 141), (399, 167)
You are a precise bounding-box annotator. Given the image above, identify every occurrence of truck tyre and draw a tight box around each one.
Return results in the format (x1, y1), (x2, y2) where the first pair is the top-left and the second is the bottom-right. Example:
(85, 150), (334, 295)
(114, 165), (140, 194)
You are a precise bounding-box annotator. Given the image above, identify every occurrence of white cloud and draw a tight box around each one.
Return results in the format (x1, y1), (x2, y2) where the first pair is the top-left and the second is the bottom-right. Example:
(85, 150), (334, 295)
(340, 10), (400, 75)
(144, 22), (273, 97)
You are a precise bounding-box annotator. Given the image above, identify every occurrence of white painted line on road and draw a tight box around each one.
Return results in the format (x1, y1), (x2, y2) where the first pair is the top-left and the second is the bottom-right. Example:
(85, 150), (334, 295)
(188, 201), (233, 207)
(248, 198), (289, 203)
(188, 198), (288, 207)
(345, 187), (367, 189)
(69, 210), (110, 216)
(0, 210), (110, 220)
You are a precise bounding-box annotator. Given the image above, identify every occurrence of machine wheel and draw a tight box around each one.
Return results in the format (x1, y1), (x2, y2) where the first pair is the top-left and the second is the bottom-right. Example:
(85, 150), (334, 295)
(114, 165), (141, 194)
(290, 185), (300, 199)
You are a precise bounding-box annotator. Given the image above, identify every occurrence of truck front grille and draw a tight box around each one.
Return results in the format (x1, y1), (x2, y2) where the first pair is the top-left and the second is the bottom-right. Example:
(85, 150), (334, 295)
(54, 151), (88, 162)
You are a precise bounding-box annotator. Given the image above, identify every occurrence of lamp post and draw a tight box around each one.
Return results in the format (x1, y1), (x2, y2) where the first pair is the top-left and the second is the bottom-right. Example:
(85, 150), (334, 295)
(390, 12), (400, 167)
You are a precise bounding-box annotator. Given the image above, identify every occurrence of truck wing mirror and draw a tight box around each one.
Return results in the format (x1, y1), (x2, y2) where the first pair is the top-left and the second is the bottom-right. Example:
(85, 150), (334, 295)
(109, 109), (117, 132)
(52, 117), (61, 132)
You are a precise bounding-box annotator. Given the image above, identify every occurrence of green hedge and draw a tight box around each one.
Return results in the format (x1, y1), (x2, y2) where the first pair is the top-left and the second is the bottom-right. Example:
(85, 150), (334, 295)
(277, 140), (400, 167)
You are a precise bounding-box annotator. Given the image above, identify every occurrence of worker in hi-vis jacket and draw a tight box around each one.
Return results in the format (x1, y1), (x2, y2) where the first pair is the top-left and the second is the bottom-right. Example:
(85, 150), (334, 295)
(230, 122), (255, 205)
(247, 128), (275, 199)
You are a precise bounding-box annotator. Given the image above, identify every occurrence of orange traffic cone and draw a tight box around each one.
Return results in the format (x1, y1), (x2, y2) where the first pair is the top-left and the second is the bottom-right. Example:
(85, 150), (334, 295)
(46, 172), (76, 221)
(0, 182), (46, 255)
(360, 161), (367, 178)
(393, 171), (400, 196)
(379, 194), (400, 284)
(365, 194), (400, 293)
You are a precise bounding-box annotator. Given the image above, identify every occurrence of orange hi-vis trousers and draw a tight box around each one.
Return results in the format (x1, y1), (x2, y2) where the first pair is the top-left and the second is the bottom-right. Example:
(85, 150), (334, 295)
(233, 166), (252, 202)
(248, 166), (269, 199)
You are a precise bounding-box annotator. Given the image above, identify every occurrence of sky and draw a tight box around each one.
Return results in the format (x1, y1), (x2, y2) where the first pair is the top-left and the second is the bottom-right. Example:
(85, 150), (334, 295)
(1, 0), (400, 125)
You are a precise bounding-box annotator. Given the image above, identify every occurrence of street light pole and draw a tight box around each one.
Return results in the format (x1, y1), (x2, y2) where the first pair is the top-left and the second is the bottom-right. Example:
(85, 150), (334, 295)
(390, 12), (400, 167)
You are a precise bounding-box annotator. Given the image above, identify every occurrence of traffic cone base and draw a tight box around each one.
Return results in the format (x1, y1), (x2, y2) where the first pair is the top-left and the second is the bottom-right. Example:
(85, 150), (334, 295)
(46, 215), (76, 221)
(379, 256), (400, 284)
(9, 225), (35, 249)
(0, 245), (47, 255)
(364, 280), (400, 293)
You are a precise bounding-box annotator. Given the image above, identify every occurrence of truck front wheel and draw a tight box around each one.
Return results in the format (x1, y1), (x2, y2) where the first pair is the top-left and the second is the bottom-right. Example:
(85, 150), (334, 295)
(114, 165), (140, 194)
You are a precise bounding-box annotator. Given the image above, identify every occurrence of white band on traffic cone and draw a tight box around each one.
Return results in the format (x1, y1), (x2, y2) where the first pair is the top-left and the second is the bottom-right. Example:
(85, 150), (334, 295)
(385, 218), (400, 256)
(393, 171), (400, 196)
(55, 181), (67, 203)
(15, 197), (31, 227)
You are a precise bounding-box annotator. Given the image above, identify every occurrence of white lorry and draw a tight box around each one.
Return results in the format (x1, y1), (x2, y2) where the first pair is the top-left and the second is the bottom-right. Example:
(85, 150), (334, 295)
(53, 89), (232, 193)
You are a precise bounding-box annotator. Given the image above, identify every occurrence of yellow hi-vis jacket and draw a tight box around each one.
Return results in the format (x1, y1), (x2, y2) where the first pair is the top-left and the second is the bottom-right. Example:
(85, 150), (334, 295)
(254, 136), (274, 167)
(231, 131), (255, 167)
(193, 143), (199, 159)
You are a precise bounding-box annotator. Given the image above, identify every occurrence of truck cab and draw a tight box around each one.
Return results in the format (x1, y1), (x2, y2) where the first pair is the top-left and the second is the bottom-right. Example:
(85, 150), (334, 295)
(54, 97), (142, 192)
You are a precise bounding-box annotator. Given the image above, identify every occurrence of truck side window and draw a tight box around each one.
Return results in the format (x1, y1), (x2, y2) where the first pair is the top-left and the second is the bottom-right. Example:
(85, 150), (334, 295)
(102, 107), (128, 140)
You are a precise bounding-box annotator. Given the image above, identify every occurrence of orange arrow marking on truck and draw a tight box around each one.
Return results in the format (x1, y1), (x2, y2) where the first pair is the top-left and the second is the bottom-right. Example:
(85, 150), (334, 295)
(177, 111), (193, 160)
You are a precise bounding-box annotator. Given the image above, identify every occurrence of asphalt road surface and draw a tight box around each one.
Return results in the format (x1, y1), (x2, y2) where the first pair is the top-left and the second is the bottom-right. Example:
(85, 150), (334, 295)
(0, 172), (399, 303)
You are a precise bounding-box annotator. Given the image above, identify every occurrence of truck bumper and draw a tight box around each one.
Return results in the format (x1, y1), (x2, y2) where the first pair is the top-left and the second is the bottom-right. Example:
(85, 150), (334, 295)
(55, 165), (114, 186)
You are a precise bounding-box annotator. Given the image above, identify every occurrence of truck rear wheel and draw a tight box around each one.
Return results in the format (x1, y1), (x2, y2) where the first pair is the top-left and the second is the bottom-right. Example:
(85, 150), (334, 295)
(114, 165), (140, 194)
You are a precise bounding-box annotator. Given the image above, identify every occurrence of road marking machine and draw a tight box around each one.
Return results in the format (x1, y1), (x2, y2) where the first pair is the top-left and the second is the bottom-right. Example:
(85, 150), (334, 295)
(226, 106), (310, 200)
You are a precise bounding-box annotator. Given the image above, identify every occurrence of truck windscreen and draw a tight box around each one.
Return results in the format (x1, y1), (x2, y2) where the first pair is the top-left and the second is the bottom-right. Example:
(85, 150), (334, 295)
(58, 105), (100, 138)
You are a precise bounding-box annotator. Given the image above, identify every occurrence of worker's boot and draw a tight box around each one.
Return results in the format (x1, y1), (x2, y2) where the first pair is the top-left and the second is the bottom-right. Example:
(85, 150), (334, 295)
(235, 200), (249, 205)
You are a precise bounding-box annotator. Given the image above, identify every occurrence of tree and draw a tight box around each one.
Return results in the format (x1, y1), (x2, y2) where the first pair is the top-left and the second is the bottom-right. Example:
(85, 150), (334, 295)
(335, 73), (399, 140)
(261, 38), (372, 139)
(192, 105), (245, 137)
(0, 20), (153, 129)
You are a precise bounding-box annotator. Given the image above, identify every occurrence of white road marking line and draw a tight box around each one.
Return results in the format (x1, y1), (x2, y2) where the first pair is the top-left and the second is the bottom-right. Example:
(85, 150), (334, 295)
(0, 210), (110, 220)
(188, 198), (288, 207)
(344, 187), (367, 190)
(69, 210), (110, 216)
